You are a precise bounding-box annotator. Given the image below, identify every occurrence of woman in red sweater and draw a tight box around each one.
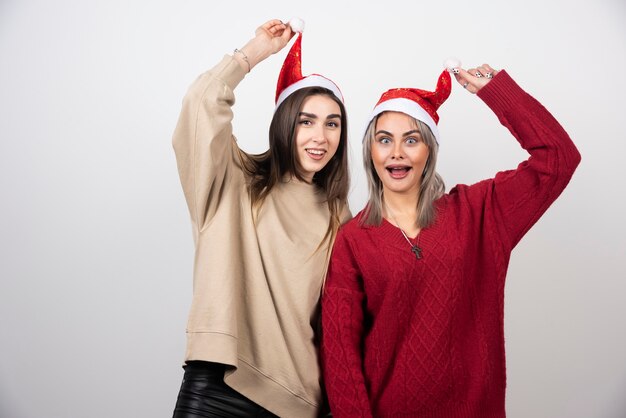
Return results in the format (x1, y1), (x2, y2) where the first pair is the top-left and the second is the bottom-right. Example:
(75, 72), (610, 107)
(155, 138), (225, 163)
(321, 62), (581, 417)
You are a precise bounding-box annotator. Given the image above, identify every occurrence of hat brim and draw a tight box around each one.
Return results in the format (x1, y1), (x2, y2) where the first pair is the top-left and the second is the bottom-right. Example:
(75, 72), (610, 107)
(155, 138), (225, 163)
(275, 75), (344, 109)
(367, 98), (440, 143)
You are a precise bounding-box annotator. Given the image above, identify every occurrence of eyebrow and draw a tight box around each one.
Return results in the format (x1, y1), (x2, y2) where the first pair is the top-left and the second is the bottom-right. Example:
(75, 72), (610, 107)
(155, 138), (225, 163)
(402, 129), (421, 137)
(375, 129), (421, 137)
(299, 112), (342, 120)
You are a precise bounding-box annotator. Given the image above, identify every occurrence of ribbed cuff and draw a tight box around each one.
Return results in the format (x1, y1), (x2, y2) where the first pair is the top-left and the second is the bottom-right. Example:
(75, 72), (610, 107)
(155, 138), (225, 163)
(477, 70), (528, 115)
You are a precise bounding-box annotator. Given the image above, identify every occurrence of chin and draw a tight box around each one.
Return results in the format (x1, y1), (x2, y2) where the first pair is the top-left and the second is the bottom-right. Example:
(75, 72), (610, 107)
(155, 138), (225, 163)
(306, 162), (328, 174)
(383, 180), (420, 194)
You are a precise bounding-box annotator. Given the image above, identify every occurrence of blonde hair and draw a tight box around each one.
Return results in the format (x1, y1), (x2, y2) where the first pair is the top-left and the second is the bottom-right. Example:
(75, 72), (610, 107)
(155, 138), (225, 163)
(360, 113), (445, 228)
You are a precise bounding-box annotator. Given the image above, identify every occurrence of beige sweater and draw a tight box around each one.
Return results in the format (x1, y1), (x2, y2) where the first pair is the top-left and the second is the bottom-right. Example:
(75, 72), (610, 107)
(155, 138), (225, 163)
(173, 55), (347, 417)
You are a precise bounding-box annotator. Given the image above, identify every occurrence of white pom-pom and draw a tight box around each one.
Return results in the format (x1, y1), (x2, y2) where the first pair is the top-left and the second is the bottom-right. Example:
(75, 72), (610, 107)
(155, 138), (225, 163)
(443, 57), (462, 71)
(288, 17), (305, 33)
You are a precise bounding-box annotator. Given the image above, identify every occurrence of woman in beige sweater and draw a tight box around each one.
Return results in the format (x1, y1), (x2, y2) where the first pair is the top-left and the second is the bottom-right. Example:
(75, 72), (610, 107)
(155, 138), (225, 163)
(171, 19), (350, 417)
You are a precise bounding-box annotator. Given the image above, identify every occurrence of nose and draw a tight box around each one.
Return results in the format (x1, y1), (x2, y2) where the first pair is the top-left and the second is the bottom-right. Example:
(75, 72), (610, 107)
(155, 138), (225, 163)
(312, 125), (327, 143)
(391, 141), (404, 159)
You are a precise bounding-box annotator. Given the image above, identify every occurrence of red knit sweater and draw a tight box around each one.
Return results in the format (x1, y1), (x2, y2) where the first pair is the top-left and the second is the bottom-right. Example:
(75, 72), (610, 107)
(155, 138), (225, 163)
(321, 71), (581, 418)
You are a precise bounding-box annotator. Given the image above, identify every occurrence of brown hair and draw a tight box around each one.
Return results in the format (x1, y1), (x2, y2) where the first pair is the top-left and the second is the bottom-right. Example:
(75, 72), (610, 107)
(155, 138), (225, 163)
(242, 86), (349, 246)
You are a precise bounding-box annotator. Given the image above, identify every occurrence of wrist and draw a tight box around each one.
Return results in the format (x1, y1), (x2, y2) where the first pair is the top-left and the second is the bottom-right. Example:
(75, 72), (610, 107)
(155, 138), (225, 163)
(233, 48), (250, 72)
(237, 38), (273, 70)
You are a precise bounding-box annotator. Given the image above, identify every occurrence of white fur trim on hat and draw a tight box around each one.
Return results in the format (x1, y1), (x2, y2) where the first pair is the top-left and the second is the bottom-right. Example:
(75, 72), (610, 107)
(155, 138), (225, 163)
(275, 75), (344, 109)
(368, 98), (440, 143)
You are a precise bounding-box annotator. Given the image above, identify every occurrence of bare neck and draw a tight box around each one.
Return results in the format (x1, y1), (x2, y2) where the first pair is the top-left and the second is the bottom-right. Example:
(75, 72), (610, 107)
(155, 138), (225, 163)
(383, 192), (420, 238)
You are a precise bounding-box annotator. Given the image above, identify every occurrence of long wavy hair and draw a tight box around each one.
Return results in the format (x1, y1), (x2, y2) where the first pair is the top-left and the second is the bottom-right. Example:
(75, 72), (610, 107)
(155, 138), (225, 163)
(360, 112), (445, 228)
(242, 86), (349, 247)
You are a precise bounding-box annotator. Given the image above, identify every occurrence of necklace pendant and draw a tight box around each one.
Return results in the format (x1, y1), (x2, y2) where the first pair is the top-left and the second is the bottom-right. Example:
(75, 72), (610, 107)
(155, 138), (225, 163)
(411, 245), (422, 260)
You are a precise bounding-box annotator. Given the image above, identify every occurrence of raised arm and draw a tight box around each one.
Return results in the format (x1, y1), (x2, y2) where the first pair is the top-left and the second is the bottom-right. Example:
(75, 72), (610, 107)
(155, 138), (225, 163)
(452, 64), (581, 249)
(172, 20), (295, 234)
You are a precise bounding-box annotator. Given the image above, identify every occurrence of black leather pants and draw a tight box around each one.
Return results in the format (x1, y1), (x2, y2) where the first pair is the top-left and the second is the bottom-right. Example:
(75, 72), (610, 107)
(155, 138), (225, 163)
(172, 361), (279, 418)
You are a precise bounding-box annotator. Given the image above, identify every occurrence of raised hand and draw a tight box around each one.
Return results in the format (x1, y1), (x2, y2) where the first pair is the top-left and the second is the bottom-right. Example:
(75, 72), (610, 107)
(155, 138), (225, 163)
(453, 63), (499, 94)
(234, 19), (296, 72)
(254, 19), (294, 55)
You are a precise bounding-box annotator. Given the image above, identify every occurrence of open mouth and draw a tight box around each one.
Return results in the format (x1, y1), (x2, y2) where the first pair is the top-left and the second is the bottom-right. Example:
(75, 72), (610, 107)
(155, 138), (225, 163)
(306, 148), (326, 160)
(386, 166), (412, 179)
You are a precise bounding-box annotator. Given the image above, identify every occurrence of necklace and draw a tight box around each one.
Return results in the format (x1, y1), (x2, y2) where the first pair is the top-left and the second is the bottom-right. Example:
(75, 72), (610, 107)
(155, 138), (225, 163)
(385, 203), (423, 260)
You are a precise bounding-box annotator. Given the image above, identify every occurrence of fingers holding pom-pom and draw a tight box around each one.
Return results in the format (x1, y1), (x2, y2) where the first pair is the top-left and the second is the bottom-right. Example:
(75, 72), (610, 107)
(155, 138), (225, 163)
(444, 57), (462, 74)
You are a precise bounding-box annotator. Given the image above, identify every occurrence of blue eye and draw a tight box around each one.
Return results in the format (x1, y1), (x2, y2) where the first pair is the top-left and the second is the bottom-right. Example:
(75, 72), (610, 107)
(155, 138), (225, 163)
(378, 137), (391, 144)
(406, 137), (419, 144)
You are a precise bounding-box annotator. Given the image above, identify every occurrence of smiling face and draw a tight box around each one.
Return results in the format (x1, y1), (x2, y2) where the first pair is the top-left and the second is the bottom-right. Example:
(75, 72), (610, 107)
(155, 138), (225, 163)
(294, 94), (342, 182)
(371, 111), (430, 197)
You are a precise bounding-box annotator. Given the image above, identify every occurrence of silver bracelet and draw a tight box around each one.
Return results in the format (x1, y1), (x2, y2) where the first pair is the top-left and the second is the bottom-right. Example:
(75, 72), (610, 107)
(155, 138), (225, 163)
(233, 48), (251, 72)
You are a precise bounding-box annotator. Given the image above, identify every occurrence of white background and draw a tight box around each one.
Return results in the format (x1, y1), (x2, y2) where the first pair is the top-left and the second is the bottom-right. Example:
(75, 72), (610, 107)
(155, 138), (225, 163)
(1, 0), (625, 417)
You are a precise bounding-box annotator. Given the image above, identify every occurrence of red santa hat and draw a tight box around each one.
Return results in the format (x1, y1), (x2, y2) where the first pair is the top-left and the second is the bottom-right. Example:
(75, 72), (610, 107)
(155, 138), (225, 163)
(275, 19), (344, 109)
(367, 70), (452, 143)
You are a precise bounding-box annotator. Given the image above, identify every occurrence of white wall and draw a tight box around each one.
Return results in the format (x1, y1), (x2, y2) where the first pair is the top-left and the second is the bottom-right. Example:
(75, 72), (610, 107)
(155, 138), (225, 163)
(1, 0), (624, 417)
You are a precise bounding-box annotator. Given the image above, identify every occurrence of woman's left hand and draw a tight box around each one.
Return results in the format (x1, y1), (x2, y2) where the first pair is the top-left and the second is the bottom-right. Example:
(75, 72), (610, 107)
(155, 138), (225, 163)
(453, 63), (499, 94)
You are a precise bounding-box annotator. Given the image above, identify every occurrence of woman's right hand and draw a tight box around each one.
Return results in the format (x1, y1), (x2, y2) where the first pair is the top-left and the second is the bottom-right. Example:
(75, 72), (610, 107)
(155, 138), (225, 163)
(255, 19), (294, 55)
(235, 19), (296, 72)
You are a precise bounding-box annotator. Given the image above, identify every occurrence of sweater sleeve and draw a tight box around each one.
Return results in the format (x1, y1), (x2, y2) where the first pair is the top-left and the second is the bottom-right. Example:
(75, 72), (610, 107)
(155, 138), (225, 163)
(172, 55), (247, 236)
(468, 70), (581, 250)
(322, 230), (373, 418)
